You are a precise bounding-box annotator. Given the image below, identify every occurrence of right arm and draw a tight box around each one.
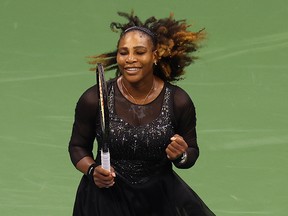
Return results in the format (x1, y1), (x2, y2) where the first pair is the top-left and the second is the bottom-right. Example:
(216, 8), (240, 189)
(68, 86), (115, 187)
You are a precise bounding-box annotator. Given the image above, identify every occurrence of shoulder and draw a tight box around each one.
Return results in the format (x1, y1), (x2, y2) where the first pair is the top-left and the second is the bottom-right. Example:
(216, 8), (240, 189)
(77, 85), (98, 108)
(77, 77), (117, 107)
(166, 82), (194, 107)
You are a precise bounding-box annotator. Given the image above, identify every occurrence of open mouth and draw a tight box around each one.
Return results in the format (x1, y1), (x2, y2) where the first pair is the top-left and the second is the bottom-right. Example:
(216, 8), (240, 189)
(124, 67), (142, 73)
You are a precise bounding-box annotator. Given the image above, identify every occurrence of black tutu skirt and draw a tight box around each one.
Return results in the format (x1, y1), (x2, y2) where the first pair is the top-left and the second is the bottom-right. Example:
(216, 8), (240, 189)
(72, 169), (215, 216)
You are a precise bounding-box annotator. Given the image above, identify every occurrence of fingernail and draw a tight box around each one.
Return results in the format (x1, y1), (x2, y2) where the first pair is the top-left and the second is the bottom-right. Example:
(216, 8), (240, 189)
(171, 137), (176, 141)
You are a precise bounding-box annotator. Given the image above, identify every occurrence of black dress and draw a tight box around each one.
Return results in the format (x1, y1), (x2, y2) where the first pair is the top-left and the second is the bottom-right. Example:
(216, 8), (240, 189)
(69, 78), (215, 216)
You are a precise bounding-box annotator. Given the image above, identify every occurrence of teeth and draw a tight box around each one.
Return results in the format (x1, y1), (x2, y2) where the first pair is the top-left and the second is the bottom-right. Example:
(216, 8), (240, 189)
(126, 68), (139, 71)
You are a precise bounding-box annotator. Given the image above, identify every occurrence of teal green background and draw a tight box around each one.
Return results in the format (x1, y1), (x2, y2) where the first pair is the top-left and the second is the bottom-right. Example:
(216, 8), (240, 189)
(1, 0), (287, 215)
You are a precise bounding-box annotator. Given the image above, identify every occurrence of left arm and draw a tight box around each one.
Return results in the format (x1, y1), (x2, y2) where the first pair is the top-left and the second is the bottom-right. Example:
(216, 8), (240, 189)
(165, 86), (199, 168)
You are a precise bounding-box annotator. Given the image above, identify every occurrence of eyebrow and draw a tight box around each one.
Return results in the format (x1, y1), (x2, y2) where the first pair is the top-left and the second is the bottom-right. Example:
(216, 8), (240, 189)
(118, 46), (148, 50)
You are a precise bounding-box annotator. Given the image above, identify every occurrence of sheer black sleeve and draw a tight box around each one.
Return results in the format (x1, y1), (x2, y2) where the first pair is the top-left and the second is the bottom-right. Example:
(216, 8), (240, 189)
(68, 85), (98, 166)
(172, 85), (199, 168)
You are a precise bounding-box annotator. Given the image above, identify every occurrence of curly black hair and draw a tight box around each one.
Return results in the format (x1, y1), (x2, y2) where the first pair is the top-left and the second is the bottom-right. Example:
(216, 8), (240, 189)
(89, 11), (205, 81)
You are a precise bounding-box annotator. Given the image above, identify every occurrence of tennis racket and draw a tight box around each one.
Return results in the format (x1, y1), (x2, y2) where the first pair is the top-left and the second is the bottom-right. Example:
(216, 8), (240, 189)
(96, 63), (110, 171)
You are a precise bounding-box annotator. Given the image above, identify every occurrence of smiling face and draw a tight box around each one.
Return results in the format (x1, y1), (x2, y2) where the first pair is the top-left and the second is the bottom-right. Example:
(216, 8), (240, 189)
(116, 30), (157, 84)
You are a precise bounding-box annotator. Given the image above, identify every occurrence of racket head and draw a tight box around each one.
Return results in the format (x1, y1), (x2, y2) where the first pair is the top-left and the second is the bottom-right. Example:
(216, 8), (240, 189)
(96, 63), (109, 152)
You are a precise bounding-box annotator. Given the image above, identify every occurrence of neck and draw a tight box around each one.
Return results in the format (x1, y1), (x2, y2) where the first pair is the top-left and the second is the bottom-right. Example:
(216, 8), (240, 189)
(121, 77), (155, 105)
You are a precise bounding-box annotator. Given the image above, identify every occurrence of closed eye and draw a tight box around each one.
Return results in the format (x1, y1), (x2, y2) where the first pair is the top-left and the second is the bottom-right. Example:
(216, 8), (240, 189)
(136, 51), (146, 55)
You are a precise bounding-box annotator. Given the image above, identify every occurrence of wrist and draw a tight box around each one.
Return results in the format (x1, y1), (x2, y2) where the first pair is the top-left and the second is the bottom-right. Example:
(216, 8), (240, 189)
(87, 163), (97, 182)
(178, 151), (188, 164)
(173, 151), (188, 164)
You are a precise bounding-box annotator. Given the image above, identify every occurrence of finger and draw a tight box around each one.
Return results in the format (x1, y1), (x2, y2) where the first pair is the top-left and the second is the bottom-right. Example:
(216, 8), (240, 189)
(170, 134), (183, 141)
(110, 167), (116, 177)
(170, 136), (188, 150)
(96, 181), (115, 188)
(165, 148), (174, 158)
(93, 169), (114, 184)
(107, 181), (115, 187)
(95, 166), (111, 176)
(94, 176), (115, 187)
(94, 171), (114, 181)
(171, 135), (185, 146)
(96, 166), (116, 178)
(166, 140), (187, 160)
(166, 147), (180, 160)
(167, 143), (181, 153)
(101, 179), (115, 188)
(167, 141), (186, 153)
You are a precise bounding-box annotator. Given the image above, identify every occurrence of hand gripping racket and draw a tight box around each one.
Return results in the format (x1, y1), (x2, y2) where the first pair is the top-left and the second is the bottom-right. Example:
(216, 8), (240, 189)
(96, 63), (110, 171)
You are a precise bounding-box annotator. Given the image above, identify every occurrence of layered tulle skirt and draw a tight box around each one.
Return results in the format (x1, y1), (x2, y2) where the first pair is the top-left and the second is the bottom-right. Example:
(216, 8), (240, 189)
(72, 169), (215, 216)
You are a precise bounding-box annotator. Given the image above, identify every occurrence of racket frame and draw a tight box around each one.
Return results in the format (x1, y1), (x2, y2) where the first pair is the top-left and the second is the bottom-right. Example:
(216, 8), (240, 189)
(96, 63), (110, 171)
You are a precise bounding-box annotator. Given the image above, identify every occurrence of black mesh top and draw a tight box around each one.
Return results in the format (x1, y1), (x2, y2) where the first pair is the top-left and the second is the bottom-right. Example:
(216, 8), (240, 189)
(68, 78), (199, 180)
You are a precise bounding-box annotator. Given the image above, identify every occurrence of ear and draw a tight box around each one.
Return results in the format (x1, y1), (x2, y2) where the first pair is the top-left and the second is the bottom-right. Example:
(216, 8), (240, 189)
(153, 50), (159, 64)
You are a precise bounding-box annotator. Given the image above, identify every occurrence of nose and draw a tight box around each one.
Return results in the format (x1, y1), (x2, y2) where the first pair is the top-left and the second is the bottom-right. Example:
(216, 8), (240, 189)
(126, 54), (136, 63)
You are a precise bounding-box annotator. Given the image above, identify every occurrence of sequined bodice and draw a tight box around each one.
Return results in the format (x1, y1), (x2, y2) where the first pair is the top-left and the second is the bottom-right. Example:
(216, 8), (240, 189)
(100, 83), (175, 184)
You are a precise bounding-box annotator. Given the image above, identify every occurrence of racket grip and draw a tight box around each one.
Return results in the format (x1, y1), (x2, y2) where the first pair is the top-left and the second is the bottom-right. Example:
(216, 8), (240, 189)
(101, 149), (110, 171)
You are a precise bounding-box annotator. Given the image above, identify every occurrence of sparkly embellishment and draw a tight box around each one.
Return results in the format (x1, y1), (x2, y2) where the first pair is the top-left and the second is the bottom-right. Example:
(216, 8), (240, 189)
(97, 83), (175, 184)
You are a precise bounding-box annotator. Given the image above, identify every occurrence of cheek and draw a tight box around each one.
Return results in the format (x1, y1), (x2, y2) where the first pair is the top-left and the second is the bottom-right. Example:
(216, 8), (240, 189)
(116, 54), (124, 66)
(143, 56), (155, 67)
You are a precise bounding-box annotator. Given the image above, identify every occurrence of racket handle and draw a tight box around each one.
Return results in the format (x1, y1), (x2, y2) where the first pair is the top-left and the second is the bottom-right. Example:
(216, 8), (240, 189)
(101, 149), (110, 171)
